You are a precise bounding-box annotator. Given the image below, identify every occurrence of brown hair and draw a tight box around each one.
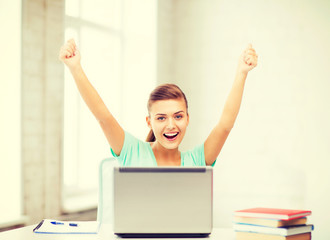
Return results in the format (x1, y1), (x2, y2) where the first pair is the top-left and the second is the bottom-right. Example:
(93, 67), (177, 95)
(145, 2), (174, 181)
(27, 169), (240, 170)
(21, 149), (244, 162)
(146, 84), (188, 142)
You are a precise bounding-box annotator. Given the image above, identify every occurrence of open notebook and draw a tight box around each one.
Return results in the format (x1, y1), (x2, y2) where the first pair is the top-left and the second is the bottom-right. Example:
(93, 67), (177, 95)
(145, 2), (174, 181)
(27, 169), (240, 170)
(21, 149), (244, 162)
(33, 219), (99, 234)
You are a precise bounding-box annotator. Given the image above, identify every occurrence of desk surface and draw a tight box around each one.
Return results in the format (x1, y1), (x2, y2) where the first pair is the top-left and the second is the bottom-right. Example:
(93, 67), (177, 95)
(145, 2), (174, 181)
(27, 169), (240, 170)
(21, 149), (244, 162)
(0, 223), (235, 240)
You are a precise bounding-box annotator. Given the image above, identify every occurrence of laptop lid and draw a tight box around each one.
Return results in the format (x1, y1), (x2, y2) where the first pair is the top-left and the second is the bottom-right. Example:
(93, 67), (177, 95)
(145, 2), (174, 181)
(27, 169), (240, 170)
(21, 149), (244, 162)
(113, 166), (213, 237)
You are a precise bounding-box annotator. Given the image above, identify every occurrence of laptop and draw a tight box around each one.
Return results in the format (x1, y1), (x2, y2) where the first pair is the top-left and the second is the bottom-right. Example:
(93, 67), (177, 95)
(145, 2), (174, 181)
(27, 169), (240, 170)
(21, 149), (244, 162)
(113, 166), (213, 238)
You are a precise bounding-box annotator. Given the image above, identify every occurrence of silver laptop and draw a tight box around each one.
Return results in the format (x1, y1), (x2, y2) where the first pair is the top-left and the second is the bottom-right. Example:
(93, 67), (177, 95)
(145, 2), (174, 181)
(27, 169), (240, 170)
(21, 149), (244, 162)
(113, 166), (213, 237)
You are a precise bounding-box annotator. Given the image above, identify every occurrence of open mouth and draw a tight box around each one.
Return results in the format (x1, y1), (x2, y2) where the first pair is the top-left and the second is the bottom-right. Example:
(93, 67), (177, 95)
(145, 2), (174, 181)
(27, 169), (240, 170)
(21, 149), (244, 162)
(163, 132), (179, 141)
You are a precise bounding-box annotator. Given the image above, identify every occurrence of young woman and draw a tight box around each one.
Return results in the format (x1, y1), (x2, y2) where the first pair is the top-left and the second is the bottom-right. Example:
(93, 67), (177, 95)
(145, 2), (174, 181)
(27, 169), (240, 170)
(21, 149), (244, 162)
(59, 39), (258, 167)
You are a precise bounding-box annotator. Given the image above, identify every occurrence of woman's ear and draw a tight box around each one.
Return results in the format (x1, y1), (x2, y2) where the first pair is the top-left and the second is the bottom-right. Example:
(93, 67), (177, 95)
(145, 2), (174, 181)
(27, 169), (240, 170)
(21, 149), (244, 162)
(146, 115), (152, 129)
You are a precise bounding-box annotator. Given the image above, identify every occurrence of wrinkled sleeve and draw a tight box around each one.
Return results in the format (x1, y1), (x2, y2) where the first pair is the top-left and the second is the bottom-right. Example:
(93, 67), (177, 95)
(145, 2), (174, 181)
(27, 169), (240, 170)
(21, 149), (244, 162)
(110, 131), (137, 166)
(193, 144), (207, 166)
(184, 144), (217, 167)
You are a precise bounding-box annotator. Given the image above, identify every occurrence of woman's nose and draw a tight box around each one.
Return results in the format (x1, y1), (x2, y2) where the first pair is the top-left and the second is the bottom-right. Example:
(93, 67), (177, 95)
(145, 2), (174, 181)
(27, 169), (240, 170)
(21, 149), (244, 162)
(166, 118), (175, 129)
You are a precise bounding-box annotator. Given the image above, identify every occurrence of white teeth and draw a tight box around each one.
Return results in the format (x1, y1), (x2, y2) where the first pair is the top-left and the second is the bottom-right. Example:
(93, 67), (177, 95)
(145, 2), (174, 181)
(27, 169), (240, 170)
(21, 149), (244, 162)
(164, 132), (179, 139)
(165, 133), (177, 136)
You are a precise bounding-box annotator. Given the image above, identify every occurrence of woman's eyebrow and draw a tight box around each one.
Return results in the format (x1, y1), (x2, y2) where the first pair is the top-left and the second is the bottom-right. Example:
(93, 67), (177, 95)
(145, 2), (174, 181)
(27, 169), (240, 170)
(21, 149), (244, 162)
(174, 111), (184, 114)
(155, 111), (184, 116)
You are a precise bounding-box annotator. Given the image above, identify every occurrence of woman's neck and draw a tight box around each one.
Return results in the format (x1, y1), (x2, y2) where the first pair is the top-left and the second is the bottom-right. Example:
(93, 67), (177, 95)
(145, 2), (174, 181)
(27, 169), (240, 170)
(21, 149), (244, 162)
(150, 141), (181, 166)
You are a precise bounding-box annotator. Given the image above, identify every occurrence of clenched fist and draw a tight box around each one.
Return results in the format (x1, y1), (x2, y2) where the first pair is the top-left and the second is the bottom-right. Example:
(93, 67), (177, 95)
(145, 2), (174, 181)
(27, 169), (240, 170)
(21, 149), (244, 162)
(59, 39), (81, 70)
(237, 44), (258, 74)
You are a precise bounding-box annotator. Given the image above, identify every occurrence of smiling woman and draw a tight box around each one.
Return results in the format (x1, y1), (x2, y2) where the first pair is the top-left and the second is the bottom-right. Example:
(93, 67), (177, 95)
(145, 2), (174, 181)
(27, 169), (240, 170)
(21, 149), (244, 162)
(147, 97), (189, 166)
(146, 84), (189, 144)
(60, 32), (257, 167)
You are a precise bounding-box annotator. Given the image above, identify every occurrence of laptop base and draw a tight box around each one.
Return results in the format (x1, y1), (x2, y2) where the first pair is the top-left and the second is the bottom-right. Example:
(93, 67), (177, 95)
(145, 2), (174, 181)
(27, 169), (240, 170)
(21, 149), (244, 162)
(115, 233), (211, 238)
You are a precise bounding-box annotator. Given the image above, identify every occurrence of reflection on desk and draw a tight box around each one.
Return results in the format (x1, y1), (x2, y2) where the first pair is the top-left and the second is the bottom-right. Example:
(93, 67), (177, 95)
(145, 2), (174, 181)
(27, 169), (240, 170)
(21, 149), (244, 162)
(0, 223), (235, 240)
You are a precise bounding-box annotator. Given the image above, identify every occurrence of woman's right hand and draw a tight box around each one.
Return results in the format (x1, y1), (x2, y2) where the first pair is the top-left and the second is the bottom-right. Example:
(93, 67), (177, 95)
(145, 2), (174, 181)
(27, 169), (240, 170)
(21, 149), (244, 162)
(59, 39), (81, 70)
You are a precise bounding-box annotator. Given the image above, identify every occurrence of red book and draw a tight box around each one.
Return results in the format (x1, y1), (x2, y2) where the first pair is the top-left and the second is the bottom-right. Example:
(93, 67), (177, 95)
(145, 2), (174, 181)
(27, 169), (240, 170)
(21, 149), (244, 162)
(235, 207), (311, 220)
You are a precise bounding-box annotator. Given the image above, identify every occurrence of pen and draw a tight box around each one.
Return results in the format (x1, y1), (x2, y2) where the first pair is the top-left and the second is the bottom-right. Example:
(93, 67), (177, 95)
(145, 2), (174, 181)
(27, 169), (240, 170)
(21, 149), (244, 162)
(51, 221), (64, 225)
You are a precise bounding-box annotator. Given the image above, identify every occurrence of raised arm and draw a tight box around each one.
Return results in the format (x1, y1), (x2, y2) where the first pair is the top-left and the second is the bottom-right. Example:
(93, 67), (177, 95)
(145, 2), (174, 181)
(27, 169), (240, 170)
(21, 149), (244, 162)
(204, 44), (258, 165)
(59, 39), (124, 156)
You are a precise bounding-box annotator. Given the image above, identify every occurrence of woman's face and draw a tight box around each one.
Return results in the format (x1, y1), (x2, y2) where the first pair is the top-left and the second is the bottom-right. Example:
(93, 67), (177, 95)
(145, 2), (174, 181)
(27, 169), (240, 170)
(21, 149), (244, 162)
(146, 99), (189, 149)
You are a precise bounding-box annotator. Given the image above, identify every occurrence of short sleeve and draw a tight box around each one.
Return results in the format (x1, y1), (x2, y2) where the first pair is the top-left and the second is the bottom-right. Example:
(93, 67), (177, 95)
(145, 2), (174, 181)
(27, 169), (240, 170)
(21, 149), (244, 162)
(110, 131), (137, 166)
(211, 158), (217, 167)
(182, 144), (217, 167)
(181, 144), (205, 166)
(110, 131), (157, 167)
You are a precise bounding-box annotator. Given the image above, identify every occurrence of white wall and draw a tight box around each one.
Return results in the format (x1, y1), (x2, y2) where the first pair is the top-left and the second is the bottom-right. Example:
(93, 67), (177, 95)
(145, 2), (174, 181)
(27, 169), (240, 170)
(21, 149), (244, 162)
(0, 0), (22, 224)
(121, 0), (157, 140)
(169, 0), (330, 238)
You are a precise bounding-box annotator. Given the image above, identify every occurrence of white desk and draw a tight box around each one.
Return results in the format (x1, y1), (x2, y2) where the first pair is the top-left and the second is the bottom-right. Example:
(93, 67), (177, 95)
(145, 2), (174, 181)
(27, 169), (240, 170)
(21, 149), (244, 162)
(0, 223), (235, 240)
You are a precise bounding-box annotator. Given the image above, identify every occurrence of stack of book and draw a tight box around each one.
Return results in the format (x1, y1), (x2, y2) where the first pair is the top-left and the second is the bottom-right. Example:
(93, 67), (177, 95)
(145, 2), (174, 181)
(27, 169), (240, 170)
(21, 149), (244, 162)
(233, 207), (313, 240)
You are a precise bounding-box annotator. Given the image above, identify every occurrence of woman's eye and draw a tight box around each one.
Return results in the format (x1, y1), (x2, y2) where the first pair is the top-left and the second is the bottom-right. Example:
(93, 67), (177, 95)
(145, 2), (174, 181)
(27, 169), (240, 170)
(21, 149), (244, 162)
(157, 117), (165, 121)
(175, 115), (183, 119)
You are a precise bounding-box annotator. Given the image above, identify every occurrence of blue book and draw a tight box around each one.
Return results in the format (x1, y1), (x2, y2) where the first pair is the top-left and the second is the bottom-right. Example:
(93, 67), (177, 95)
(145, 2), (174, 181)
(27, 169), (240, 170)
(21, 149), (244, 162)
(233, 223), (314, 236)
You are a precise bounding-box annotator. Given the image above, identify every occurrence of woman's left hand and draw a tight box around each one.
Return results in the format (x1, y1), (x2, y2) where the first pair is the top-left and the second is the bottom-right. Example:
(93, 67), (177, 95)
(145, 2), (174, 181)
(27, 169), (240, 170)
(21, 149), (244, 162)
(237, 44), (258, 74)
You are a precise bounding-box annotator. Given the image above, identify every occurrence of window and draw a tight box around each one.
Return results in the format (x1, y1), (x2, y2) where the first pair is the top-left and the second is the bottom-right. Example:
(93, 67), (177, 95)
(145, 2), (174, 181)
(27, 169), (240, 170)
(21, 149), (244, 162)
(63, 0), (157, 212)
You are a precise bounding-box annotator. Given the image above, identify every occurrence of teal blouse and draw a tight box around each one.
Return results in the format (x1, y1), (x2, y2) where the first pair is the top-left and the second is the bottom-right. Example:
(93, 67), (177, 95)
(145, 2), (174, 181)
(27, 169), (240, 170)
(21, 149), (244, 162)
(110, 131), (216, 167)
